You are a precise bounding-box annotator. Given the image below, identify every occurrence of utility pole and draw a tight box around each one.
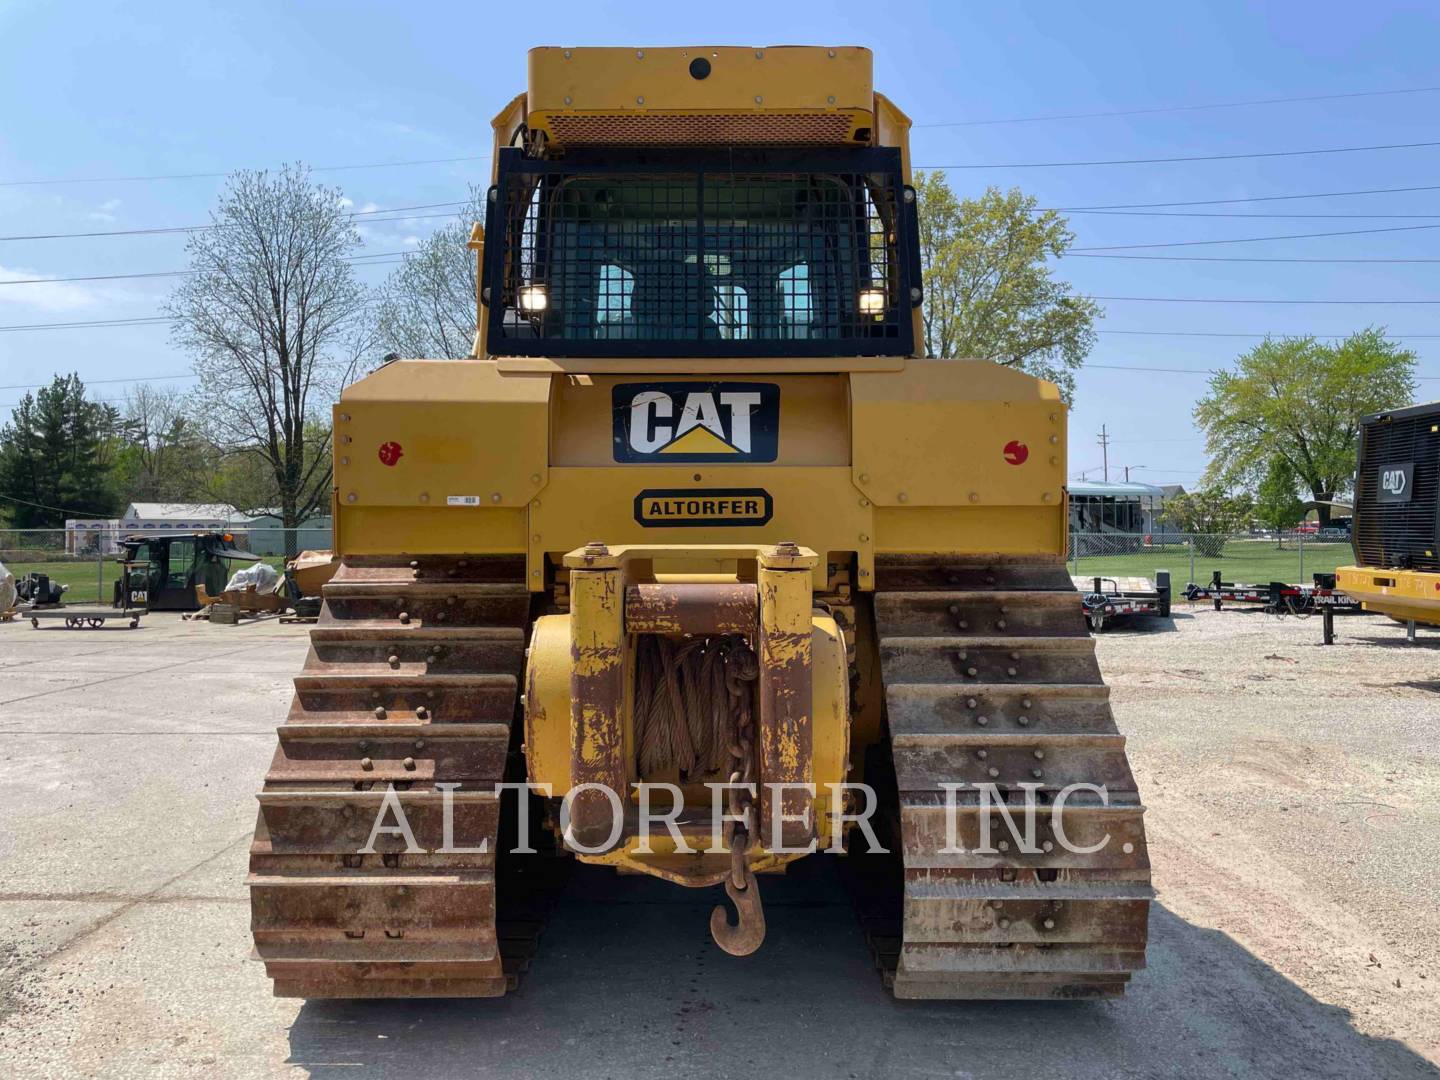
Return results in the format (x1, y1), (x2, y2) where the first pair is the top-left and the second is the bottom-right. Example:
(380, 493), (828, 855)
(1123, 465), (1130, 482)
(1098, 425), (1110, 482)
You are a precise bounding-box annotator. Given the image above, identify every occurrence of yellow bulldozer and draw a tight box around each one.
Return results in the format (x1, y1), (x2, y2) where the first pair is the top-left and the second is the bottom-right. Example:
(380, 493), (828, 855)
(248, 45), (1151, 1000)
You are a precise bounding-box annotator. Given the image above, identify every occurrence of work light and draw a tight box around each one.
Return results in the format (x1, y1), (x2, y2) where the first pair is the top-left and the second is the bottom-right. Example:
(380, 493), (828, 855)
(858, 287), (885, 316)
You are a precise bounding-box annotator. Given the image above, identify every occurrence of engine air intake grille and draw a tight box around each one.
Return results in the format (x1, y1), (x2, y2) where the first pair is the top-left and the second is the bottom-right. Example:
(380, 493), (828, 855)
(543, 112), (858, 147)
(1353, 406), (1440, 571)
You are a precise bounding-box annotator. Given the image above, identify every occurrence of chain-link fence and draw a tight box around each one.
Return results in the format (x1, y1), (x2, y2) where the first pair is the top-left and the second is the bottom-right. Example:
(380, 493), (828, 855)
(3, 524), (1356, 607)
(0, 526), (333, 605)
(1069, 531), (1355, 588)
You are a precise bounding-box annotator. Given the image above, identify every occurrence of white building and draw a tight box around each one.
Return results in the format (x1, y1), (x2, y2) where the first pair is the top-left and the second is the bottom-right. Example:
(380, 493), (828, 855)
(1068, 481), (1170, 536)
(119, 502), (243, 532)
(68, 503), (245, 555)
(65, 519), (123, 554)
(237, 510), (333, 555)
(69, 503), (334, 556)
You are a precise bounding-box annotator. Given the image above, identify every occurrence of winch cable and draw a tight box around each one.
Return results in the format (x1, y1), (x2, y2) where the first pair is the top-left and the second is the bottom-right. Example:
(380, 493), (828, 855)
(633, 634), (766, 954)
(635, 635), (755, 779)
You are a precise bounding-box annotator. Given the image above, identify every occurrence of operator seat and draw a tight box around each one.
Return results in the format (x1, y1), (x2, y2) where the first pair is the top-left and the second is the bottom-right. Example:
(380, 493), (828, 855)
(628, 259), (720, 340)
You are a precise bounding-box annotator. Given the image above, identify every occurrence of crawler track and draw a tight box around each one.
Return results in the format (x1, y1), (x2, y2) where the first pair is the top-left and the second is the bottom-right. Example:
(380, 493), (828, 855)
(248, 554), (553, 998)
(853, 554), (1152, 999)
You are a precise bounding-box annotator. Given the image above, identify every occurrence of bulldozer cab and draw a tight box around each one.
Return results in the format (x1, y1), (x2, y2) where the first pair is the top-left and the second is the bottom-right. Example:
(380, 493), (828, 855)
(480, 149), (920, 358)
(115, 532), (259, 611)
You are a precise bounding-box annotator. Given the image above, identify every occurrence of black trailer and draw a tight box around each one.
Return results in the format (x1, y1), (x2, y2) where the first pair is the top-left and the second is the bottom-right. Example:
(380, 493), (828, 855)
(1184, 570), (1361, 617)
(1074, 571), (1172, 632)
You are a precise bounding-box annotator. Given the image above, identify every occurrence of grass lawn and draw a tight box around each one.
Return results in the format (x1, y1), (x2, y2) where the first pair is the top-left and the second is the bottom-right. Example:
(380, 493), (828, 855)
(2, 559), (116, 604)
(1070, 539), (1355, 588)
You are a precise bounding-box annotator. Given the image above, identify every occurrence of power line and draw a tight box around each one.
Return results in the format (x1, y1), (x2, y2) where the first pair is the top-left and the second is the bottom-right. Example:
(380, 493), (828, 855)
(1071, 254), (1440, 264)
(0, 158), (488, 189)
(0, 490), (113, 517)
(0, 270), (187, 285)
(1098, 329), (1440, 339)
(917, 138), (1440, 169)
(0, 396), (134, 408)
(1071, 222), (1440, 250)
(1053, 184), (1440, 210)
(345, 250), (419, 261)
(1053, 209), (1440, 219)
(0, 201), (468, 243)
(1091, 294), (1440, 305)
(0, 286), (406, 333)
(0, 316), (168, 332)
(1088, 363), (1223, 374)
(913, 85), (1440, 127)
(1106, 437), (1205, 444)
(0, 250), (419, 287)
(1084, 361), (1440, 380)
(1, 224), (205, 242)
(0, 373), (194, 390)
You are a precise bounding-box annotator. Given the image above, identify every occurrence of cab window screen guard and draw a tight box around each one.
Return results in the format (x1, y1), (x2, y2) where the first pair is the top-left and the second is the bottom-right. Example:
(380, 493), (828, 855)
(481, 147), (919, 358)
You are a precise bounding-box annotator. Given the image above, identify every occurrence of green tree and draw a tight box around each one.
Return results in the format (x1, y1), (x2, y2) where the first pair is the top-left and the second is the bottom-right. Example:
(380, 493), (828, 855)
(1253, 457), (1306, 546)
(1195, 329), (1415, 526)
(373, 187), (486, 359)
(914, 173), (1100, 399)
(0, 374), (124, 527)
(1159, 486), (1254, 557)
(206, 421), (332, 520)
(113, 383), (218, 502)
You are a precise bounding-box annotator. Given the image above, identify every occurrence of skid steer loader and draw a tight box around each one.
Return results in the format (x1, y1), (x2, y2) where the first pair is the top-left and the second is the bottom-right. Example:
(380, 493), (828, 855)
(248, 44), (1151, 1000)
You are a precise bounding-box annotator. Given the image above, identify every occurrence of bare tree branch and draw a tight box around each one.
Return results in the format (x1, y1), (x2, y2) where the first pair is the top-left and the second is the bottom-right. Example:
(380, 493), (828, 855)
(166, 165), (368, 555)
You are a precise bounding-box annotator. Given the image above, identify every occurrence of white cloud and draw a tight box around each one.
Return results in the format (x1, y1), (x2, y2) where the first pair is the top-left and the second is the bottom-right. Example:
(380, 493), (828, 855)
(338, 196), (355, 209)
(402, 235), (421, 247)
(87, 197), (123, 223)
(0, 264), (106, 313)
(359, 202), (379, 214)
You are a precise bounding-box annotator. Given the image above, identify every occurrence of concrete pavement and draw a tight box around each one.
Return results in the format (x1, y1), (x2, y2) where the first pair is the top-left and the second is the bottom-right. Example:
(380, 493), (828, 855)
(1, 610), (1437, 1078)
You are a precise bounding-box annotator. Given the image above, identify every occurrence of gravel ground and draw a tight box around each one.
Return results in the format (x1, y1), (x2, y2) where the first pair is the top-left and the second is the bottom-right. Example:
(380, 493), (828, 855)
(0, 605), (1437, 1078)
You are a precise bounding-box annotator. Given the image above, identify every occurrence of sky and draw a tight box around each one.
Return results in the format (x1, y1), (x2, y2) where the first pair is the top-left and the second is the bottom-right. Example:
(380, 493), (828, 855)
(2, 0), (1439, 490)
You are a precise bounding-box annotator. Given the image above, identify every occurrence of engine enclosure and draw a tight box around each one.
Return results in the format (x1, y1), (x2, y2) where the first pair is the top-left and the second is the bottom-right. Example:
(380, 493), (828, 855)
(1338, 400), (1440, 623)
